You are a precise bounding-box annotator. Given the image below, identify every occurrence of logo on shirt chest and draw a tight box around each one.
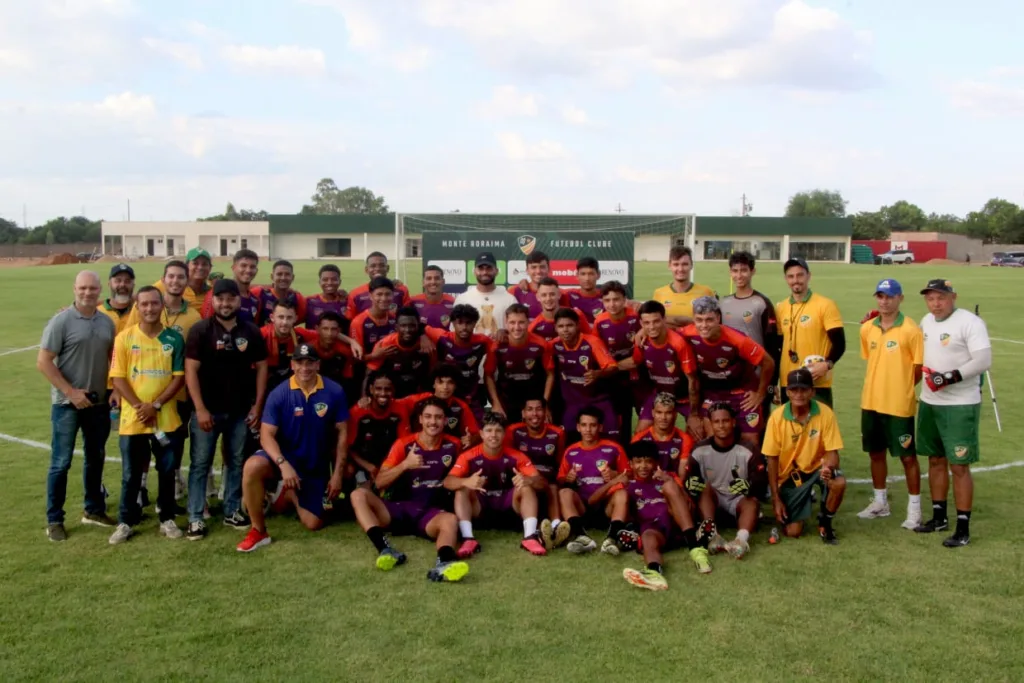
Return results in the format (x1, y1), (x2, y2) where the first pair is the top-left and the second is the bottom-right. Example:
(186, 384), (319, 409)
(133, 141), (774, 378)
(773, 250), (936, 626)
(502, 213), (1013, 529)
(939, 333), (951, 347)
(161, 343), (173, 355)
(665, 360), (676, 373)
(447, 416), (458, 430)
(579, 355), (590, 367)
(885, 340), (899, 350)
(742, 310), (753, 323)
(442, 453), (453, 467)
(314, 402), (328, 418)
(235, 337), (249, 352)
(799, 315), (811, 325)
(716, 357), (729, 369)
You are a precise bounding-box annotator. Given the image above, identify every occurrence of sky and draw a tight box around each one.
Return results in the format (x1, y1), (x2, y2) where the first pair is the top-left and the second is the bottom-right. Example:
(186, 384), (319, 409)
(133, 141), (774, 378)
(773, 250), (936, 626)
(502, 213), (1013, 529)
(1, 0), (1022, 226)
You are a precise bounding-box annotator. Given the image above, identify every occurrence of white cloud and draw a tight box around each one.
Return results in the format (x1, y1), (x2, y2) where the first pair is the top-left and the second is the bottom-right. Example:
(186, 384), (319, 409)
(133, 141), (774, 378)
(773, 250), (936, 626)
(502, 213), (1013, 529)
(388, 45), (433, 72)
(947, 79), (1024, 117)
(0, 48), (31, 70)
(94, 92), (157, 118)
(342, 8), (382, 49)
(476, 86), (541, 118)
(560, 104), (591, 126)
(497, 132), (568, 161)
(143, 38), (203, 70)
(221, 44), (327, 77)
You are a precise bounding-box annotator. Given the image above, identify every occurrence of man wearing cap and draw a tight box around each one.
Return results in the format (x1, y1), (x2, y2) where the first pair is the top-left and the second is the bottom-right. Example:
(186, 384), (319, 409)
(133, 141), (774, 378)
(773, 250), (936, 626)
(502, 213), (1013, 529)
(856, 279), (925, 528)
(152, 247), (212, 313)
(452, 252), (518, 338)
(183, 279), (269, 540)
(237, 343), (349, 553)
(762, 368), (846, 544)
(914, 279), (991, 547)
(775, 257), (845, 407)
(100, 264), (136, 335)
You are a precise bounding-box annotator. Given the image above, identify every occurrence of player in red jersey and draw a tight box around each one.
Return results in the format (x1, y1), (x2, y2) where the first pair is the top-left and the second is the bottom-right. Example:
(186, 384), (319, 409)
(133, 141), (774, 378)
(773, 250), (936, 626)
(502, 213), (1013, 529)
(409, 265), (455, 330)
(484, 304), (547, 422)
(424, 304), (494, 421)
(594, 281), (644, 446)
(252, 260), (306, 325)
(299, 311), (355, 392)
(349, 398), (469, 582)
(528, 277), (592, 341)
(350, 277), (398, 358)
(566, 256), (605, 323)
(509, 250), (570, 317)
(346, 370), (411, 487)
(396, 363), (480, 448)
(346, 252), (410, 318)
(631, 392), (695, 479)
(445, 411), (548, 557)
(365, 306), (435, 399)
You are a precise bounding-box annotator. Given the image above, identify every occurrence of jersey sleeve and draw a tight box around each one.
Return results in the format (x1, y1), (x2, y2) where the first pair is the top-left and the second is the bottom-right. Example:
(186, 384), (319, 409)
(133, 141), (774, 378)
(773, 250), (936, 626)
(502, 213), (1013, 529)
(125, 305), (140, 329)
(471, 334), (496, 355)
(199, 290), (214, 319)
(859, 323), (870, 361)
(365, 333), (396, 371)
(332, 383), (350, 424)
(588, 335), (616, 369)
(577, 311), (593, 335)
(460, 400), (480, 434)
(484, 346), (499, 374)
(761, 413), (782, 457)
(261, 386), (283, 427)
(669, 333), (697, 374)
(966, 316), (992, 353)
(613, 443), (629, 472)
(682, 432), (695, 459)
(512, 451), (538, 477)
(295, 327), (318, 344)
(380, 438), (410, 470)
(448, 451), (475, 478)
(40, 313), (66, 354)
(823, 299), (844, 331)
(294, 292), (307, 324)
(543, 341), (557, 372)
(556, 453), (572, 483)
(346, 407), (365, 446)
(731, 328), (765, 365)
(109, 331), (129, 380)
(821, 410), (844, 453)
(349, 313), (366, 349)
(424, 326), (447, 344)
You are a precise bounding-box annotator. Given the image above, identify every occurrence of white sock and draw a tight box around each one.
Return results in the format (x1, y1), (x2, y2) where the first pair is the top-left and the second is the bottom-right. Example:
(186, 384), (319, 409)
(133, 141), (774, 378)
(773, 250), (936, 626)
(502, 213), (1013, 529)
(140, 472), (148, 489)
(459, 520), (474, 539)
(523, 517), (538, 538)
(873, 488), (887, 505)
(736, 529), (750, 544)
(908, 494), (921, 509)
(551, 518), (562, 529)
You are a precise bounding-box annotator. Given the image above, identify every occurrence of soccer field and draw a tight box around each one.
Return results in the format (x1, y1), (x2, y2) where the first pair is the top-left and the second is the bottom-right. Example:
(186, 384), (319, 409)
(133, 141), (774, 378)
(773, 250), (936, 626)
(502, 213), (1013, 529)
(2, 259), (1023, 682)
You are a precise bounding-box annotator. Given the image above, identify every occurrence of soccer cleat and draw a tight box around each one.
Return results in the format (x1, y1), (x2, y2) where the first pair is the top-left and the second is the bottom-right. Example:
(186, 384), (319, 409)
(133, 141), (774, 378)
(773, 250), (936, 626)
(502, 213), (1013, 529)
(521, 534), (547, 556)
(427, 560), (470, 583)
(914, 518), (949, 534)
(617, 528), (640, 552)
(108, 523), (134, 545)
(819, 524), (839, 545)
(375, 546), (407, 571)
(600, 537), (620, 556)
(857, 500), (891, 519)
(236, 528), (271, 553)
(942, 532), (970, 548)
(567, 534), (597, 554)
(707, 533), (728, 555)
(725, 538), (750, 559)
(457, 538), (481, 559)
(223, 511), (251, 529)
(695, 518), (717, 546)
(81, 512), (117, 528)
(553, 521), (572, 548)
(689, 547), (712, 574)
(623, 567), (669, 591)
(901, 508), (923, 531)
(46, 523), (68, 542)
(540, 519), (555, 548)
(186, 520), (208, 541)
(159, 519), (183, 539)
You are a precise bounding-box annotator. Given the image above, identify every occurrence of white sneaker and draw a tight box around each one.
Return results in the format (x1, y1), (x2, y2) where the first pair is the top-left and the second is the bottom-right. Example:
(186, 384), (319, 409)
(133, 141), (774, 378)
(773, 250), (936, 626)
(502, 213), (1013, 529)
(901, 508), (922, 530)
(725, 538), (750, 559)
(108, 523), (134, 545)
(707, 533), (728, 555)
(160, 519), (183, 539)
(857, 500), (891, 519)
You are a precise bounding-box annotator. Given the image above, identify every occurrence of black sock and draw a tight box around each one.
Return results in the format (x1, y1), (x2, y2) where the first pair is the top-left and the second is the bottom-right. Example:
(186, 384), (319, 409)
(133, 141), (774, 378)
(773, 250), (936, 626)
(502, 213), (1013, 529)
(955, 510), (971, 536)
(366, 526), (388, 552)
(647, 561), (663, 574)
(682, 527), (697, 550)
(608, 520), (625, 539)
(932, 500), (948, 522)
(437, 545), (457, 563)
(568, 516), (585, 537)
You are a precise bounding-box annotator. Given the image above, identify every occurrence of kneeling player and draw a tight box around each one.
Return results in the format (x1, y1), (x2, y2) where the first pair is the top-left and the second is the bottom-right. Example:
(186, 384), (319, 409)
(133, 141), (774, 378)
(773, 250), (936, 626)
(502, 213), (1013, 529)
(349, 398), (469, 582)
(445, 411), (548, 557)
(685, 403), (763, 559)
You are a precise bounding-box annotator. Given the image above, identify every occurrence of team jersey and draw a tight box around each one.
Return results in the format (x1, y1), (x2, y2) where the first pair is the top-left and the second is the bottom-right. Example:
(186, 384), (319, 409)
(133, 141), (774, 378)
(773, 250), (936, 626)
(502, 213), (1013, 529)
(109, 325), (185, 435)
(544, 333), (617, 405)
(450, 445), (538, 494)
(509, 285), (570, 318)
(380, 433), (462, 505)
(126, 301), (201, 402)
(686, 439), (759, 496)
(631, 427), (694, 475)
(365, 332), (434, 398)
(346, 282), (410, 319)
(98, 301), (134, 335)
(484, 335), (548, 405)
(505, 422), (565, 478)
(860, 313), (924, 417)
(200, 288), (261, 325)
(425, 328), (494, 408)
(252, 286), (306, 326)
(261, 326), (322, 389)
(409, 293), (456, 330)
(153, 280), (207, 314)
(350, 310), (397, 357)
(304, 294), (348, 331)
(566, 290), (605, 322)
(528, 309), (593, 341)
(625, 478), (670, 529)
(775, 290), (843, 389)
(397, 393), (480, 437)
(593, 310), (641, 362)
(261, 375), (348, 477)
(719, 291), (778, 350)
(632, 330), (696, 400)
(557, 439), (628, 501)
(300, 330), (354, 388)
(651, 282), (716, 320)
(347, 402), (411, 468)
(919, 308), (991, 407)
(762, 399), (843, 482)
(679, 324), (764, 395)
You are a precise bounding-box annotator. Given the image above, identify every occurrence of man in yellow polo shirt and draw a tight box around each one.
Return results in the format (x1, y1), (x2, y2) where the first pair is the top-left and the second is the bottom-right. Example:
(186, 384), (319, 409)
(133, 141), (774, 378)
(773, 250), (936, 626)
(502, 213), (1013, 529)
(856, 279), (924, 528)
(762, 367), (846, 544)
(775, 257), (845, 407)
(651, 246), (716, 327)
(152, 247), (213, 313)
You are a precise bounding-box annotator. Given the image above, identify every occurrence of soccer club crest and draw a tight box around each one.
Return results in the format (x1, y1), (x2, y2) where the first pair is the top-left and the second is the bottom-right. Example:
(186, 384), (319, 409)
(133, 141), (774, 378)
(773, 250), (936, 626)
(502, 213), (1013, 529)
(745, 412), (759, 428)
(467, 356), (478, 368)
(670, 447), (680, 460)
(442, 453), (453, 467)
(389, 303), (398, 312)
(524, 358), (536, 370)
(596, 459), (608, 469)
(809, 428), (819, 439)
(870, 341), (877, 350)
(885, 340), (898, 350)
(161, 343), (174, 355)
(742, 310), (754, 324)
(716, 357), (729, 369)
(447, 416), (458, 430)
(545, 443), (556, 455)
(314, 402), (328, 417)
(940, 333), (951, 347)
(899, 434), (913, 448)
(954, 445), (968, 459)
(235, 338), (249, 352)
(579, 355), (590, 368)
(799, 315), (811, 325)
(518, 235), (537, 256)
(665, 360), (676, 374)
(441, 315), (450, 327)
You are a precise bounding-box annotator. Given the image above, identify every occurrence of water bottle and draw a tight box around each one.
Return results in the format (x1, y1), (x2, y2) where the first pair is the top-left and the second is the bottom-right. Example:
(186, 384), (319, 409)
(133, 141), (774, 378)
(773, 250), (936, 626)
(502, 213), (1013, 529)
(154, 430), (171, 447)
(769, 527), (780, 545)
(109, 406), (120, 422)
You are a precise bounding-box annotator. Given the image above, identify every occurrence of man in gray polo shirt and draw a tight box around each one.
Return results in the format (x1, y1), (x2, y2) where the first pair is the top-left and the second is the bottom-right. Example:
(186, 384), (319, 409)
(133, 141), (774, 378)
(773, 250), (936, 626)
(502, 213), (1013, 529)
(37, 270), (117, 541)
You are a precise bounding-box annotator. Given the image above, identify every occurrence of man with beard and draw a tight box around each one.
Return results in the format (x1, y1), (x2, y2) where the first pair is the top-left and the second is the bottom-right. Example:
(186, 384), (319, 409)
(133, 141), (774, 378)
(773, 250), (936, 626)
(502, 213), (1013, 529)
(410, 265), (455, 330)
(452, 252), (517, 338)
(346, 252), (410, 318)
(252, 260), (307, 326)
(346, 371), (411, 488)
(528, 278), (592, 341)
(365, 306), (435, 399)
(201, 250), (260, 324)
(484, 304), (547, 423)
(99, 263), (136, 334)
(305, 264), (349, 333)
(261, 301), (305, 392)
(151, 247), (212, 314)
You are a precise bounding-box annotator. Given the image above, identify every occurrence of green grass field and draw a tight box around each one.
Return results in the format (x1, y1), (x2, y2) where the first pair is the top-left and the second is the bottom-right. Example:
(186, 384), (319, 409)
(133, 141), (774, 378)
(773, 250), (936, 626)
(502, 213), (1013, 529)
(2, 259), (1023, 682)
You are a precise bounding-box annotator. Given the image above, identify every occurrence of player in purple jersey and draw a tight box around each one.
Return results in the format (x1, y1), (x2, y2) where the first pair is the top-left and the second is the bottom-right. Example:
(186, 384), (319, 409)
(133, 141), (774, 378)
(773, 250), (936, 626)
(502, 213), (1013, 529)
(253, 260), (306, 325)
(566, 256), (606, 323)
(305, 264), (349, 332)
(409, 265), (456, 330)
(346, 252), (411, 319)
(424, 304), (495, 421)
(509, 250), (570, 317)
(594, 281), (643, 446)
(200, 249), (261, 323)
(349, 398), (469, 582)
(365, 306), (435, 398)
(484, 304), (547, 422)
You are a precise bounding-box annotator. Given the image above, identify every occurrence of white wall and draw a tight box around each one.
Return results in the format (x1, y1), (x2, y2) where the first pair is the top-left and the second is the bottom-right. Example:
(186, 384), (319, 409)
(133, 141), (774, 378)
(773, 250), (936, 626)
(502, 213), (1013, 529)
(269, 233), (407, 260)
(634, 234), (670, 262)
(102, 221), (271, 257)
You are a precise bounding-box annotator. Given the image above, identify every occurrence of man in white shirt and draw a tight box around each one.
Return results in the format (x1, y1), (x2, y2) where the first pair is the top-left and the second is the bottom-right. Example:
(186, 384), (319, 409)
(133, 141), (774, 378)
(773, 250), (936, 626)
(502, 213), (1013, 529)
(452, 252), (517, 339)
(914, 279), (992, 548)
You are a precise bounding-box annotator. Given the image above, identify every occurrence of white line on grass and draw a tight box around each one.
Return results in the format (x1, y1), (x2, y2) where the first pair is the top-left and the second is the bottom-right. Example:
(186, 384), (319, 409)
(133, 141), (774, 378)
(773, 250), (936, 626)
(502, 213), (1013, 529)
(0, 432), (219, 474)
(0, 344), (39, 357)
(843, 321), (1024, 345)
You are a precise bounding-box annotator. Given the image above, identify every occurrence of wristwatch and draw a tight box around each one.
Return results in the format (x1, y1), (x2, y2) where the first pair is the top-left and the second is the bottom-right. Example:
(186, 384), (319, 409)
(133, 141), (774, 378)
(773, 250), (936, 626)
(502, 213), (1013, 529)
(275, 456), (285, 466)
(153, 401), (163, 410)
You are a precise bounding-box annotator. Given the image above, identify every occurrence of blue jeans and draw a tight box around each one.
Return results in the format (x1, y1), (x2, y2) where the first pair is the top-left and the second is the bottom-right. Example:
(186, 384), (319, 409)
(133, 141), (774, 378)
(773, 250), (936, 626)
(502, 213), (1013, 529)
(187, 413), (249, 522)
(47, 404), (110, 524)
(118, 434), (176, 525)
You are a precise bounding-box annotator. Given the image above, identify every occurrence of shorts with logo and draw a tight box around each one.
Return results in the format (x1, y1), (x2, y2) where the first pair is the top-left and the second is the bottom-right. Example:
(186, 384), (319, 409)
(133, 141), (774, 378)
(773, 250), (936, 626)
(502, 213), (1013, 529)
(703, 392), (761, 434)
(778, 469), (824, 523)
(638, 392), (691, 422)
(383, 500), (444, 537)
(916, 402), (980, 465)
(253, 450), (327, 519)
(861, 410), (916, 458)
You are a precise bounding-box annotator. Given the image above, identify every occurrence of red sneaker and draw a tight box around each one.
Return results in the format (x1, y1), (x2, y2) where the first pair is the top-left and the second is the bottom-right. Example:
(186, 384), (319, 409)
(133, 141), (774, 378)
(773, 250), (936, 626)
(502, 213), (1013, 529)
(457, 538), (481, 558)
(236, 528), (271, 553)
(520, 535), (546, 556)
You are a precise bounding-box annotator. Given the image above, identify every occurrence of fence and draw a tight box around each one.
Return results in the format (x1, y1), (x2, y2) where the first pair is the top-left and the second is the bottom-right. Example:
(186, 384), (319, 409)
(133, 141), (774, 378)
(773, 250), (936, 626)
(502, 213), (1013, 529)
(0, 242), (101, 258)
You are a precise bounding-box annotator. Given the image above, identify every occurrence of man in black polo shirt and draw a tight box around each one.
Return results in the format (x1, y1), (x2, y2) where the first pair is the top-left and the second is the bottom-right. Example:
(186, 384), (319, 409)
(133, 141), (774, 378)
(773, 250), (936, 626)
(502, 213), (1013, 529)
(184, 279), (269, 540)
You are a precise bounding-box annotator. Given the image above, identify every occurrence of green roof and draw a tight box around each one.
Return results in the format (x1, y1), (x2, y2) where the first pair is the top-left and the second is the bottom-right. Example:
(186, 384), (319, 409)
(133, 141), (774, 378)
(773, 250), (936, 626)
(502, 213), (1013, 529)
(268, 214), (395, 235)
(695, 216), (852, 237)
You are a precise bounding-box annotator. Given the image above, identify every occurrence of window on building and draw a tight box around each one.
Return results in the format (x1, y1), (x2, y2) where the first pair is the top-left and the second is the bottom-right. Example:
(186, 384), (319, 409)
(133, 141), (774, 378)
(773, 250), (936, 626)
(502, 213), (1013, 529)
(318, 238), (352, 257)
(789, 241), (847, 262)
(405, 237), (421, 257)
(240, 238), (248, 249)
(702, 240), (782, 261)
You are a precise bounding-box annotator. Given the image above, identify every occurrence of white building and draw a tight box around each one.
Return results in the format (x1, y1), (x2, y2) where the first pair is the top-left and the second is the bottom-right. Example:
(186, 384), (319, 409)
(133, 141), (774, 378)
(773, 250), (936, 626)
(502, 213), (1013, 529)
(101, 221), (270, 259)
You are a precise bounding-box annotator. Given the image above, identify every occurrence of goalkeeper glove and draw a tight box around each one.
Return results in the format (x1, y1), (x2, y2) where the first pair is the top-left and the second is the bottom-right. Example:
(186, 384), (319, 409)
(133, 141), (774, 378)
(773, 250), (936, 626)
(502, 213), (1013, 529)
(727, 466), (750, 496)
(684, 474), (705, 496)
(924, 366), (963, 392)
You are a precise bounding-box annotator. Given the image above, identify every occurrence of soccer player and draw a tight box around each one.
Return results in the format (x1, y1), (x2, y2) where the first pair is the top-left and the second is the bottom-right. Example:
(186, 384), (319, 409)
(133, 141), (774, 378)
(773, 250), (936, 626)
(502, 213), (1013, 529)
(107, 286), (187, 544)
(424, 304), (495, 421)
(555, 407), (630, 555)
(99, 263), (136, 334)
(632, 393), (694, 478)
(914, 279), (992, 547)
(504, 397), (568, 547)
(349, 276), (399, 359)
(763, 368), (846, 544)
(594, 281), (643, 446)
(567, 256), (605, 322)
(484, 304), (547, 422)
(305, 264), (349, 333)
(346, 371), (411, 487)
(397, 363), (481, 446)
(346, 252), (410, 318)
(349, 398), (469, 582)
(651, 245), (716, 327)
(365, 306), (434, 399)
(151, 247), (211, 313)
(306, 311), (356, 391)
(445, 411), (548, 557)
(528, 277), (592, 341)
(261, 301), (305, 392)
(544, 308), (620, 441)
(685, 403), (763, 559)
(410, 265), (455, 330)
(200, 250), (260, 323)
(452, 252), (518, 338)
(775, 257), (845, 407)
(510, 250), (569, 317)
(253, 260), (307, 326)
(856, 279), (925, 528)
(238, 344), (349, 552)
(684, 296), (774, 455)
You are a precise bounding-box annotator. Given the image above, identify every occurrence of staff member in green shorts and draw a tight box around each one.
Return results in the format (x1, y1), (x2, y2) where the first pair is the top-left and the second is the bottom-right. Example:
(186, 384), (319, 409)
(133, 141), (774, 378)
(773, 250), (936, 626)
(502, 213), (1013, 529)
(914, 279), (992, 548)
(762, 367), (846, 545)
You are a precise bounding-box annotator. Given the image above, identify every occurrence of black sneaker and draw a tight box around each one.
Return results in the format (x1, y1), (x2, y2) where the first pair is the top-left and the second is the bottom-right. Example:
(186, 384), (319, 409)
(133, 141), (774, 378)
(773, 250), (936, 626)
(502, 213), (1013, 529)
(186, 520), (208, 541)
(942, 532), (970, 548)
(818, 523), (839, 545)
(223, 511), (251, 529)
(46, 523), (67, 542)
(81, 512), (117, 527)
(914, 518), (949, 534)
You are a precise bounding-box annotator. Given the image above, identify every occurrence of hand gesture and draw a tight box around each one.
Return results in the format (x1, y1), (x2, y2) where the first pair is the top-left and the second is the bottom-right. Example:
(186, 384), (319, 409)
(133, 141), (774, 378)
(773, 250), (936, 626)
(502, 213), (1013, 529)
(739, 391), (763, 412)
(612, 470), (630, 486)
(404, 444), (425, 470)
(461, 427), (473, 449)
(348, 338), (364, 361)
(821, 464), (834, 481)
(600, 465), (613, 482)
(565, 464), (579, 483)
(653, 467), (669, 482)
(686, 414), (705, 440)
(517, 278), (530, 292)
(583, 369), (600, 386)
(418, 335), (436, 355)
(464, 469), (487, 492)
(512, 467), (528, 489)
(356, 396), (371, 409)
(280, 462), (302, 491)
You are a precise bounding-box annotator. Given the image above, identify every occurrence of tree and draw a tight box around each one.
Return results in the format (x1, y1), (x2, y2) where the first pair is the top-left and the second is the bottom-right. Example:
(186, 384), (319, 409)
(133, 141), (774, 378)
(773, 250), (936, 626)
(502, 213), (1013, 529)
(878, 200), (927, 232)
(851, 211), (889, 240)
(44, 228), (55, 245)
(300, 178), (390, 215)
(963, 198), (1021, 244)
(925, 213), (963, 235)
(784, 189), (847, 218)
(198, 202), (268, 222)
(0, 217), (24, 244)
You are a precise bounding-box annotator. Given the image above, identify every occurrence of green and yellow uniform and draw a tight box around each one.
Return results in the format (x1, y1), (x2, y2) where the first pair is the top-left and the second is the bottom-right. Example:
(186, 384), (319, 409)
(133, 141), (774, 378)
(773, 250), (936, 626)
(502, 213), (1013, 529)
(152, 280), (209, 314)
(775, 290), (843, 392)
(125, 301), (201, 402)
(109, 325), (185, 436)
(651, 282), (716, 320)
(860, 312), (923, 458)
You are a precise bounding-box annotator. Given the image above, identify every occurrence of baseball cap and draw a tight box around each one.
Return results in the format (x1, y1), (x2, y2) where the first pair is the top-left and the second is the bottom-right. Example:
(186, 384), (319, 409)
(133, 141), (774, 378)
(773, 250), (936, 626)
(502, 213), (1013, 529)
(292, 343), (320, 361)
(186, 247), (212, 263)
(108, 263), (135, 279)
(475, 252), (497, 268)
(212, 278), (240, 297)
(874, 278), (903, 296)
(783, 257), (810, 273)
(786, 367), (815, 390)
(920, 278), (955, 295)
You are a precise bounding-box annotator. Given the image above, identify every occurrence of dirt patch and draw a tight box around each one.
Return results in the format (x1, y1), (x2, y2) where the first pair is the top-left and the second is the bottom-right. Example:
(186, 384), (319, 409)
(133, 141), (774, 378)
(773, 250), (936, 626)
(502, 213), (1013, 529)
(35, 253), (82, 266)
(0, 257), (39, 268)
(925, 258), (966, 266)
